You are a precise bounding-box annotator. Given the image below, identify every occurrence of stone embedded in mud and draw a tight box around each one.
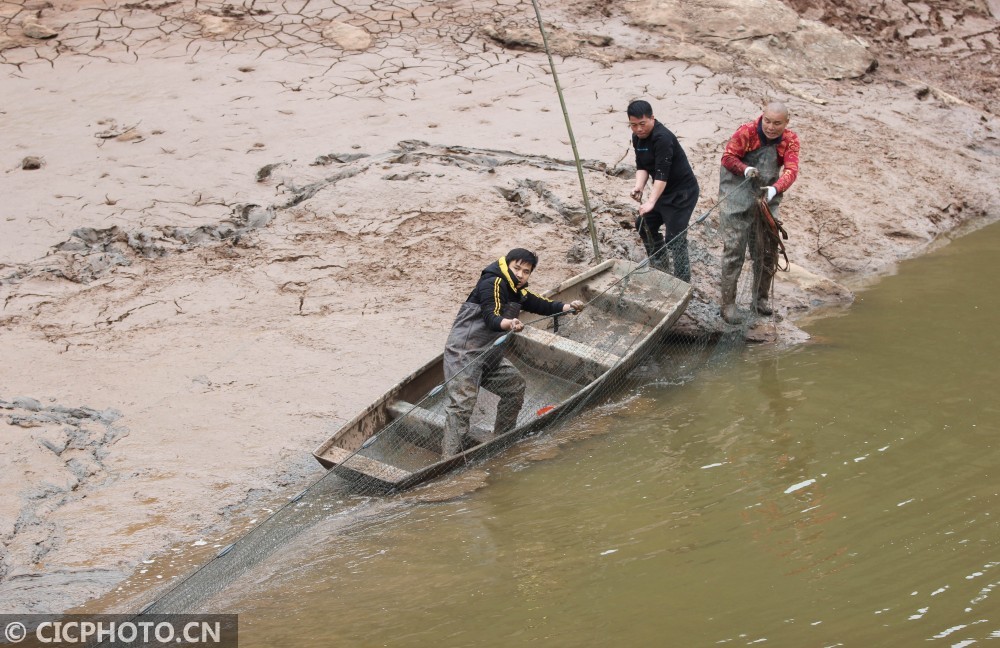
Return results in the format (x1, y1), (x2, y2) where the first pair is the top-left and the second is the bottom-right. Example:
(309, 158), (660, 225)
(244, 206), (273, 229)
(312, 152), (369, 166)
(625, 0), (875, 80)
(322, 22), (373, 51)
(21, 156), (43, 170)
(21, 20), (59, 40)
(195, 14), (238, 38)
(633, 0), (800, 39)
(733, 19), (876, 80)
(126, 229), (166, 258)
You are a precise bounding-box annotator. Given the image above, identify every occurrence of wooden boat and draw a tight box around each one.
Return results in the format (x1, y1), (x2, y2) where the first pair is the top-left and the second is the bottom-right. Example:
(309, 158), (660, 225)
(313, 259), (692, 492)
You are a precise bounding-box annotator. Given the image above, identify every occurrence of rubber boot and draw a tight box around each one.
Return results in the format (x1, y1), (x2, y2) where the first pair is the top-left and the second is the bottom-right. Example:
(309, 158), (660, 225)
(666, 234), (691, 283)
(636, 216), (667, 271)
(441, 429), (462, 456)
(494, 391), (524, 438)
(651, 248), (670, 272)
(720, 269), (742, 324)
(753, 266), (774, 316)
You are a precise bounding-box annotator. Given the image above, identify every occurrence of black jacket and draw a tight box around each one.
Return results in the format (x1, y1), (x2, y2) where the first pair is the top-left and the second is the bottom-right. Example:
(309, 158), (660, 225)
(466, 257), (565, 331)
(632, 120), (699, 198)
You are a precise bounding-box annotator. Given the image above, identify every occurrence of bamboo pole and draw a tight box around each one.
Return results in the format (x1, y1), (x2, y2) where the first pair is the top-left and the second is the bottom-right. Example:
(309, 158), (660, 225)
(529, 0), (602, 262)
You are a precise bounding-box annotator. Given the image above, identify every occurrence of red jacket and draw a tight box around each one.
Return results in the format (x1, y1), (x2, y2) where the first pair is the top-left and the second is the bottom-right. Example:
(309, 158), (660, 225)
(721, 117), (800, 193)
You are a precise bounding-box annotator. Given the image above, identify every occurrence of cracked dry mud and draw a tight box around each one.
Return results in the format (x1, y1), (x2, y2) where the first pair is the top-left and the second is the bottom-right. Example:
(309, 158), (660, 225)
(1, 0), (998, 613)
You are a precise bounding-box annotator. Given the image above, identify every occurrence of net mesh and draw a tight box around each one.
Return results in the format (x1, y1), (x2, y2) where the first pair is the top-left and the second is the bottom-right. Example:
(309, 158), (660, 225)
(135, 174), (785, 614)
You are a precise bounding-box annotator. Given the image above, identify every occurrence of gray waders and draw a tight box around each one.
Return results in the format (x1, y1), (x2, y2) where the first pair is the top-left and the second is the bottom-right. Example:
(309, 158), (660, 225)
(442, 302), (526, 456)
(718, 145), (783, 323)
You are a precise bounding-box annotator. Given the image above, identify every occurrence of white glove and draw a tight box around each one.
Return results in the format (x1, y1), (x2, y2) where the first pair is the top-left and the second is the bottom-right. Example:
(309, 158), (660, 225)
(744, 166), (759, 179)
(763, 186), (777, 202)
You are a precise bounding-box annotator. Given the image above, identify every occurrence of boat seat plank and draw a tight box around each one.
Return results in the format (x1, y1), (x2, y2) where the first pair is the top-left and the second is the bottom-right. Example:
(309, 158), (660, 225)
(320, 445), (412, 483)
(575, 268), (688, 328)
(387, 400), (493, 444)
(543, 259), (616, 297)
(584, 290), (671, 327)
(515, 325), (621, 384)
(387, 400), (446, 430)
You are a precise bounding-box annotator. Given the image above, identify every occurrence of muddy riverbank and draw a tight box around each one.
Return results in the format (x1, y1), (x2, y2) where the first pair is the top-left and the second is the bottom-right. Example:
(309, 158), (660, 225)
(2, 0), (998, 613)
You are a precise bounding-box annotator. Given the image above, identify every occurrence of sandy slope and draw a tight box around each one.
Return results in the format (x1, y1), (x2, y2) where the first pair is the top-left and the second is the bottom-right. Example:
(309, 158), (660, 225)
(1, 0), (998, 612)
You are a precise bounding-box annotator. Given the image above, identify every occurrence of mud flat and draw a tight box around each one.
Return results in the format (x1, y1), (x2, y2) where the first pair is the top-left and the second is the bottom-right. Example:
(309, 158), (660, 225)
(1, 0), (997, 613)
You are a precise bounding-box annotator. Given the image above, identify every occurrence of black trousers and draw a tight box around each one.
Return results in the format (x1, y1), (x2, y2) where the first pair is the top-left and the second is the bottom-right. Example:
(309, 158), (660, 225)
(635, 184), (699, 281)
(635, 184), (699, 244)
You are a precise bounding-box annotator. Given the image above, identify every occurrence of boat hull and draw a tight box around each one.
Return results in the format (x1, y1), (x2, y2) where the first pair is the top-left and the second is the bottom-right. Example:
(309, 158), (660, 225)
(313, 259), (691, 492)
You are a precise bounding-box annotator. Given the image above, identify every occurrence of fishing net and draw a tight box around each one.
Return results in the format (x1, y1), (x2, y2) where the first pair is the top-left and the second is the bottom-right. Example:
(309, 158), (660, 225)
(128, 0), (788, 613)
(134, 173), (784, 615)
(313, 173), (781, 490)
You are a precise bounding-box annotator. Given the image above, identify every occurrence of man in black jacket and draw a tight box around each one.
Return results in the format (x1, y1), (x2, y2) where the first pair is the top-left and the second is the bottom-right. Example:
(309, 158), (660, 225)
(442, 249), (585, 456)
(627, 99), (700, 282)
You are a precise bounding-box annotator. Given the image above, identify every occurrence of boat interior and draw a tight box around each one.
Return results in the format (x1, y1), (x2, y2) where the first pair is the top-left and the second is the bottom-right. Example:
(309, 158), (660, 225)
(314, 261), (691, 488)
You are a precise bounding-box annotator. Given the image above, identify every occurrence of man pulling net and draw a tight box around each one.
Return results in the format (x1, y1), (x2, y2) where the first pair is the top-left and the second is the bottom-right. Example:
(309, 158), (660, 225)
(442, 249), (585, 457)
(718, 102), (800, 324)
(626, 99), (700, 283)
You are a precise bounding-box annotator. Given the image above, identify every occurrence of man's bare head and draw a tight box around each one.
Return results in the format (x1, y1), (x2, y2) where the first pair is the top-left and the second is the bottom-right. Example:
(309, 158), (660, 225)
(761, 102), (790, 140)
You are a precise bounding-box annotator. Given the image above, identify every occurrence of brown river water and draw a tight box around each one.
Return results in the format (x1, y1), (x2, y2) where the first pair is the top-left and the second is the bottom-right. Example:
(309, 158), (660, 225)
(123, 221), (1000, 646)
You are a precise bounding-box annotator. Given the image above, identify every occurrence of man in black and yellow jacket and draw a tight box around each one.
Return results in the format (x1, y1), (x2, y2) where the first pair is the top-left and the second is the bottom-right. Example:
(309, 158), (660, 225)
(442, 248), (585, 456)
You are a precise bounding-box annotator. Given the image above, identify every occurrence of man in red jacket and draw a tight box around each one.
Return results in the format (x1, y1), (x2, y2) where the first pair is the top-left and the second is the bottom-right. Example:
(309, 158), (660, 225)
(718, 102), (800, 323)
